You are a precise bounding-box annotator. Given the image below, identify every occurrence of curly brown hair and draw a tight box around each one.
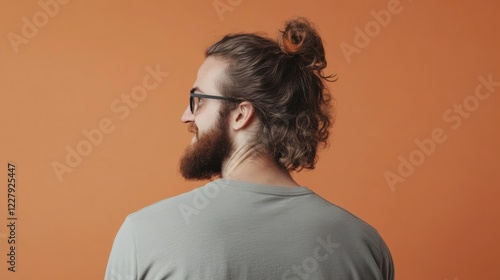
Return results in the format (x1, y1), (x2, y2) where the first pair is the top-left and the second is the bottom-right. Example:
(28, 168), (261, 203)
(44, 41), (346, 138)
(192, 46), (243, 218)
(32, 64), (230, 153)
(206, 17), (337, 172)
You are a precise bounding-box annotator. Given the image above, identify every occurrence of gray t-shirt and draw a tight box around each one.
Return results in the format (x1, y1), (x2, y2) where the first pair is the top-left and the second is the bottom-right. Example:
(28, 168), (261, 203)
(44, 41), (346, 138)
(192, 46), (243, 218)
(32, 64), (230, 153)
(105, 178), (394, 280)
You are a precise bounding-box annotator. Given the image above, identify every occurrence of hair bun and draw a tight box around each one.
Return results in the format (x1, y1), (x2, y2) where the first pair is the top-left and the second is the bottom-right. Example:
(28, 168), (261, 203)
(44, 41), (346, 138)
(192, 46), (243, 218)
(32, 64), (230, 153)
(278, 17), (327, 72)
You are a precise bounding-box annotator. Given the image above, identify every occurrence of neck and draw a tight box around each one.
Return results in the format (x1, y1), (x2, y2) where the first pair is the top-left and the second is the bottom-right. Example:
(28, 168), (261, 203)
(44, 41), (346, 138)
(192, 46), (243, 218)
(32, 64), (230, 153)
(221, 146), (301, 187)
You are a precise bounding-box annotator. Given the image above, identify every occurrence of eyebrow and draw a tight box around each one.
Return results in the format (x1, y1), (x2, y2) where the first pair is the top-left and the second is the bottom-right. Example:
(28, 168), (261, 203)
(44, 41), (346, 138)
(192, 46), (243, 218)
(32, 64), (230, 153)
(191, 87), (204, 94)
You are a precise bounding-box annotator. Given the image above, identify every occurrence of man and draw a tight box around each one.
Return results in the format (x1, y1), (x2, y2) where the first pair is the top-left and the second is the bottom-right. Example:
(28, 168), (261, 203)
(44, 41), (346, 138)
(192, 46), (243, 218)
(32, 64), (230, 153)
(105, 17), (394, 279)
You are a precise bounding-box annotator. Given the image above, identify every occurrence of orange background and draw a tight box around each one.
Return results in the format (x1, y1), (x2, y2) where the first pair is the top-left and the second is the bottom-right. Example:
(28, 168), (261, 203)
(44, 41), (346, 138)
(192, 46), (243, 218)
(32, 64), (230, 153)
(1, 0), (499, 279)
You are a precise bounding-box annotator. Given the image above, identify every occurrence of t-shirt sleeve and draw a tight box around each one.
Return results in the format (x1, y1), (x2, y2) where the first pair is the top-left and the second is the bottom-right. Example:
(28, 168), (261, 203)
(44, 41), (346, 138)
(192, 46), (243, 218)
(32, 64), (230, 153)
(104, 217), (138, 280)
(379, 235), (395, 280)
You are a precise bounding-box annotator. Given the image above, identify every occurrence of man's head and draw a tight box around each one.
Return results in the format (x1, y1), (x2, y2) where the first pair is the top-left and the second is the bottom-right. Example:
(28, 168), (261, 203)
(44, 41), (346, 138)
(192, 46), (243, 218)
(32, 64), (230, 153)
(179, 17), (336, 180)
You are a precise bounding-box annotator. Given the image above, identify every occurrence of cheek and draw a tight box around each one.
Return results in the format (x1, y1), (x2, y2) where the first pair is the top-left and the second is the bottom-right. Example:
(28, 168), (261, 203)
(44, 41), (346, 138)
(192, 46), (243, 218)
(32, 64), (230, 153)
(196, 104), (221, 134)
(194, 118), (208, 136)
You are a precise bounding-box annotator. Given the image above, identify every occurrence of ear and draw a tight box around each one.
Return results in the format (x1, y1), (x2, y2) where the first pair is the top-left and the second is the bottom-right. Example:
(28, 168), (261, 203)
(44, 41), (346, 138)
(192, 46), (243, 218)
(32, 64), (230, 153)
(229, 101), (255, 131)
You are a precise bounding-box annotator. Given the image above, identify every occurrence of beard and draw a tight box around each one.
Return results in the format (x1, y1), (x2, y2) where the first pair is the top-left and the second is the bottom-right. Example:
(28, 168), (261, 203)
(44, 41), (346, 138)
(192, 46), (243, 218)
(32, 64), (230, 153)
(179, 108), (233, 180)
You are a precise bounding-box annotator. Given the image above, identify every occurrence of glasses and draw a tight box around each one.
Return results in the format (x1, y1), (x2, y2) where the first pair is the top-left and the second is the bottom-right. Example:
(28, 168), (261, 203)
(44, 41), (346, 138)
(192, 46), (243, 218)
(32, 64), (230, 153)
(189, 88), (241, 114)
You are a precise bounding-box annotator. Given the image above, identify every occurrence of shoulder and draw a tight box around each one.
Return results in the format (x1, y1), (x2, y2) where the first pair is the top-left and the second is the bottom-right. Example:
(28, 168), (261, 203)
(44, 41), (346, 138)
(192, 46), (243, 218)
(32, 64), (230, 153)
(125, 186), (200, 227)
(303, 192), (385, 251)
(304, 192), (380, 232)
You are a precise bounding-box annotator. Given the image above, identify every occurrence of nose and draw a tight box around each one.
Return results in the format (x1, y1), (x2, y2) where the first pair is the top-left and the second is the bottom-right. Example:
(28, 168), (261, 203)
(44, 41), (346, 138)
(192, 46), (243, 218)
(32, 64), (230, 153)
(181, 105), (194, 123)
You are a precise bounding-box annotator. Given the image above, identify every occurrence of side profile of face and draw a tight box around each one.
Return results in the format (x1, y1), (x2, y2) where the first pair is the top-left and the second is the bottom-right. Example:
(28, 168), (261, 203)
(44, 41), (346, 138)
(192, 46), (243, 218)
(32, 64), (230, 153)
(179, 56), (235, 180)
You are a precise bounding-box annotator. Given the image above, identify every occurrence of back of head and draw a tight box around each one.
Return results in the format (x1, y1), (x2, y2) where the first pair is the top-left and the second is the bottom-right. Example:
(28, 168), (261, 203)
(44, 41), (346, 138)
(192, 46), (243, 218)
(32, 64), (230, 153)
(206, 17), (336, 172)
